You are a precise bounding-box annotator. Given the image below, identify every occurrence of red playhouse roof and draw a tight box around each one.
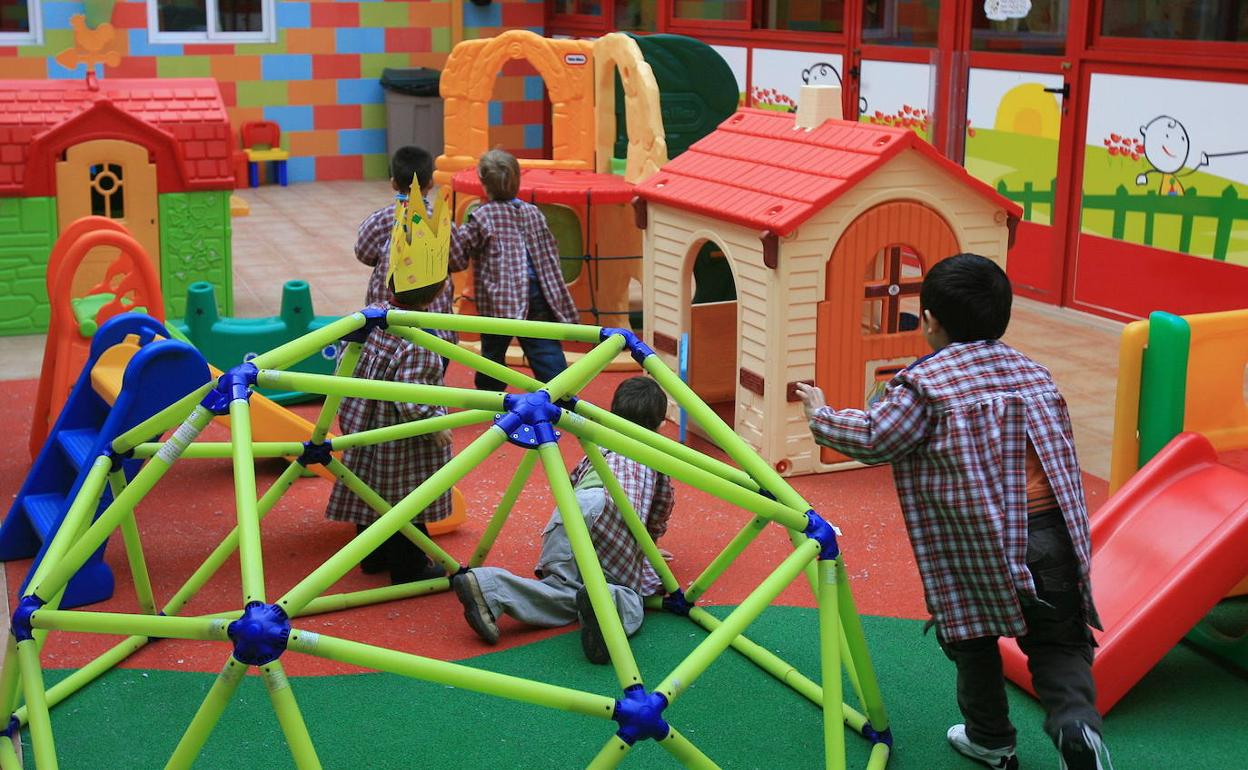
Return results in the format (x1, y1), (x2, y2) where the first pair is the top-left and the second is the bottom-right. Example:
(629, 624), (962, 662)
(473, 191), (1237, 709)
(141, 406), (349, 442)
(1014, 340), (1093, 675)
(0, 78), (234, 197)
(451, 167), (635, 206)
(634, 109), (1022, 237)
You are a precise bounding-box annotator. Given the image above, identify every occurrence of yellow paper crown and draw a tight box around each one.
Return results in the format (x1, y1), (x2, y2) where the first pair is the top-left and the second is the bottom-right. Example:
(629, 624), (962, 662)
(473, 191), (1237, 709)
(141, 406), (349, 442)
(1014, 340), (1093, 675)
(387, 185), (451, 293)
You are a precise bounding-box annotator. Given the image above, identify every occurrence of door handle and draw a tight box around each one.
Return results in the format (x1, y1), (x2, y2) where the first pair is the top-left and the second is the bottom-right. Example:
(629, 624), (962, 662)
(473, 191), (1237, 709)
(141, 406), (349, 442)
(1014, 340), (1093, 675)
(1043, 83), (1070, 100)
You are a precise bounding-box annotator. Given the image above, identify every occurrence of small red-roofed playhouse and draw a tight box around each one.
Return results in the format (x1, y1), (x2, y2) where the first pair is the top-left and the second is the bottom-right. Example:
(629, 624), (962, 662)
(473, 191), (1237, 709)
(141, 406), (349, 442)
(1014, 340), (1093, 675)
(634, 84), (1023, 476)
(0, 77), (235, 336)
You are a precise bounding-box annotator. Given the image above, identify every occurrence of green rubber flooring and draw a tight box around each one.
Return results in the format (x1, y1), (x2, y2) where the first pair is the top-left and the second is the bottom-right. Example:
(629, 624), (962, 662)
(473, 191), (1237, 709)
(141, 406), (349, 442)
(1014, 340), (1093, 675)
(19, 609), (1248, 768)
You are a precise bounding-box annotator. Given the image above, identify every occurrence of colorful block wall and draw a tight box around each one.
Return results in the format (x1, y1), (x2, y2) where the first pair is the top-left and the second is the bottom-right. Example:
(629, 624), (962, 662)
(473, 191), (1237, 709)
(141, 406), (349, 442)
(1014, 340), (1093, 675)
(0, 0), (546, 182)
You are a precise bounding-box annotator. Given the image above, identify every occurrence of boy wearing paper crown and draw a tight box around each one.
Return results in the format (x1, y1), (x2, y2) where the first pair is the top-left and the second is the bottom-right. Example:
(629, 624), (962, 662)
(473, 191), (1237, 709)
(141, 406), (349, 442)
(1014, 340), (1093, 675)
(354, 146), (456, 346)
(325, 187), (456, 585)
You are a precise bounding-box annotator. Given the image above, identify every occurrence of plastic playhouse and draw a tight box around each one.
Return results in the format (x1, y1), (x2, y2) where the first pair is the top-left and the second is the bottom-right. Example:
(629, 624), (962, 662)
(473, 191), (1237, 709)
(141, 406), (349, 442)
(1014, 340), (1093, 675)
(634, 84), (1020, 476)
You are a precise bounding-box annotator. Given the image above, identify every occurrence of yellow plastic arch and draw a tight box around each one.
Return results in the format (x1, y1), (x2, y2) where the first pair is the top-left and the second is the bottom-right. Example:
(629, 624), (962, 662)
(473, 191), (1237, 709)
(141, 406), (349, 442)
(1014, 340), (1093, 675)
(592, 32), (668, 184)
(435, 30), (596, 186)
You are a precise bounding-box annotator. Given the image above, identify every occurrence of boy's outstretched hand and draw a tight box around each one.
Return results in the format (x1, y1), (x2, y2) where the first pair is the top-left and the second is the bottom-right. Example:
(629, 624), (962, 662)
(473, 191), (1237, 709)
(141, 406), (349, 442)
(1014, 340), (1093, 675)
(794, 382), (826, 420)
(433, 429), (453, 448)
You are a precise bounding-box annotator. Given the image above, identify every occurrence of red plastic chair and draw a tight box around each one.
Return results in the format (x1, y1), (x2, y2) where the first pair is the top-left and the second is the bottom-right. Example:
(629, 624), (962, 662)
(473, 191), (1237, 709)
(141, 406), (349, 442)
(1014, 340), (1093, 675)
(241, 121), (289, 187)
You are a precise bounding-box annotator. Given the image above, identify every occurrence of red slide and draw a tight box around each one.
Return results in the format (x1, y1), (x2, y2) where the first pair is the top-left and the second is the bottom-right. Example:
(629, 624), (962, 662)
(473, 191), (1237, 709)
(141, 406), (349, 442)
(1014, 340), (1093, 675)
(1001, 432), (1248, 713)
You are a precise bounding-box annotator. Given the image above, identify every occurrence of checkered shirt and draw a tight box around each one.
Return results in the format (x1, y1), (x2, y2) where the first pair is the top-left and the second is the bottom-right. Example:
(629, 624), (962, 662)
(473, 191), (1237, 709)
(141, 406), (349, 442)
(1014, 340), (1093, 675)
(356, 200), (457, 345)
(564, 450), (674, 597)
(448, 199), (578, 323)
(325, 301), (452, 526)
(807, 340), (1099, 642)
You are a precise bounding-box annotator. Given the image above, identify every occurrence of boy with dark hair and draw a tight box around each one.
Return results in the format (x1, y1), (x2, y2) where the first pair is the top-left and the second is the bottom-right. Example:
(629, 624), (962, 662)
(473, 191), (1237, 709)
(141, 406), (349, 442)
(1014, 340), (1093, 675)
(795, 253), (1112, 770)
(451, 376), (674, 664)
(355, 145), (455, 343)
(449, 149), (577, 390)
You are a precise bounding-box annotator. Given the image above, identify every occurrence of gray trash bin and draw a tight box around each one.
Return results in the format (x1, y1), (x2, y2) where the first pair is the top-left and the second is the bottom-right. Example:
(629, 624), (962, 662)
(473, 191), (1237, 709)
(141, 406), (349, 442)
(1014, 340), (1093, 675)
(380, 68), (444, 160)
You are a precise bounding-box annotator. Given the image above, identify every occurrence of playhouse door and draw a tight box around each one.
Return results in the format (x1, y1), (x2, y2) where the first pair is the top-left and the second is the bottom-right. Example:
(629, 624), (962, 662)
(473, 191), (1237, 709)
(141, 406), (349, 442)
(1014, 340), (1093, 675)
(816, 201), (958, 464)
(56, 140), (160, 297)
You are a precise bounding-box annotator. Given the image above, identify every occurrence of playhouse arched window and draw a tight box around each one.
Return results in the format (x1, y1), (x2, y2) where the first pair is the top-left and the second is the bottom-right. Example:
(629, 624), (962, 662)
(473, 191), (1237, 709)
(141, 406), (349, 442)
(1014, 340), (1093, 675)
(861, 244), (923, 335)
(89, 164), (125, 219)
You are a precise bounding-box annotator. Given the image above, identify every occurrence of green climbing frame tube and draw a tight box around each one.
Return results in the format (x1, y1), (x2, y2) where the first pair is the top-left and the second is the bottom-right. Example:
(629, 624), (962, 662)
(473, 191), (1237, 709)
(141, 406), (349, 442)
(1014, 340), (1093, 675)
(0, 736), (19, 770)
(538, 442), (644, 691)
(685, 516), (769, 603)
(257, 370), (505, 413)
(656, 540), (820, 704)
(541, 336), (626, 402)
(279, 427), (506, 615)
(285, 630), (617, 719)
(110, 470), (159, 616)
(295, 580), (449, 616)
(837, 558), (890, 733)
(249, 313), (364, 372)
(1138, 310), (1191, 467)
(586, 735), (631, 769)
(131, 441), (305, 459)
(642, 357), (811, 513)
(470, 451), (539, 567)
(110, 382), (213, 455)
(390, 325), (535, 390)
(229, 399), (266, 603)
(561, 412), (808, 529)
(311, 340), (363, 445)
(659, 726), (720, 768)
(262, 661), (322, 770)
(29, 611), (227, 641)
(18, 640), (56, 770)
(581, 440), (679, 594)
(24, 457), (110, 590)
(386, 309), (604, 343)
(324, 458), (460, 575)
(32, 405), (214, 603)
(819, 559), (846, 770)
(165, 657), (248, 770)
(14, 635), (149, 726)
(686, 606), (822, 706)
(329, 410), (492, 451)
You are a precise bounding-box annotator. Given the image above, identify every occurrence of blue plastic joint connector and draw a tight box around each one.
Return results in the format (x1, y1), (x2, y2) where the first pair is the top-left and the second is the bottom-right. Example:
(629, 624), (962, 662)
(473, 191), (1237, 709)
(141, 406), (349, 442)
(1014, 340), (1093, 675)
(804, 510), (840, 561)
(342, 305), (389, 343)
(661, 588), (693, 617)
(3, 715), (17, 739)
(103, 446), (135, 473)
(555, 395), (580, 412)
(10, 596), (45, 643)
(297, 440), (334, 467)
(200, 362), (259, 415)
(227, 602), (290, 666)
(600, 327), (655, 366)
(862, 724), (893, 747)
(612, 685), (670, 745)
(494, 391), (562, 448)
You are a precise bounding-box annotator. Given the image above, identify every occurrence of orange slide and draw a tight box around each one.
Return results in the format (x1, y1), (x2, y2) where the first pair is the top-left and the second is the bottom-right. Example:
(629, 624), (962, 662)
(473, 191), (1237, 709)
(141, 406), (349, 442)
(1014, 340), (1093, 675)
(1000, 432), (1248, 713)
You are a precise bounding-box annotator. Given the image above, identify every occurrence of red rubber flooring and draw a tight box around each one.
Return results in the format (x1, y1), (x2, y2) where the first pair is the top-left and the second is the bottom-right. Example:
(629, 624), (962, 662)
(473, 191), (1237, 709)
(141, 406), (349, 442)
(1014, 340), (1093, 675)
(1, 368), (1109, 676)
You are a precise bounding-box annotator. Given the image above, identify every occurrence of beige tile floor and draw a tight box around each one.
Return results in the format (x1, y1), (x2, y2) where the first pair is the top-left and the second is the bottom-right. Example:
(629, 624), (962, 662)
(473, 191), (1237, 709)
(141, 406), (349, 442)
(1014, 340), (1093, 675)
(0, 180), (1125, 478)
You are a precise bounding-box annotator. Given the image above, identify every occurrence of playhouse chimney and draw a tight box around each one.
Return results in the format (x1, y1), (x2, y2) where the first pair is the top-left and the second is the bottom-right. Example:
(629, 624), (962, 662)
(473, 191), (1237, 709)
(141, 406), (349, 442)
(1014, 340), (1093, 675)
(794, 85), (842, 130)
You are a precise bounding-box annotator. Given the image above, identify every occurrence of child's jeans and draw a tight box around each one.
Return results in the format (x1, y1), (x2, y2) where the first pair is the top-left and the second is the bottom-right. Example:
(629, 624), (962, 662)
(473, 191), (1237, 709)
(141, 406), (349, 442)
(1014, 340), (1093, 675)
(476, 275), (569, 391)
(937, 510), (1101, 749)
(470, 488), (645, 633)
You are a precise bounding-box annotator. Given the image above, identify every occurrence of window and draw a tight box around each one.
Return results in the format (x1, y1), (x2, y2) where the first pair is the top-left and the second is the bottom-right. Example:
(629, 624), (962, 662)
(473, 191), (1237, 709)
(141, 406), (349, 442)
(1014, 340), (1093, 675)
(0, 0), (42, 45)
(674, 0), (748, 23)
(862, 0), (940, 46)
(973, 0), (1068, 54)
(90, 164), (126, 220)
(615, 0), (657, 31)
(551, 0), (601, 16)
(1101, 0), (1248, 42)
(758, 0), (844, 33)
(148, 0), (274, 43)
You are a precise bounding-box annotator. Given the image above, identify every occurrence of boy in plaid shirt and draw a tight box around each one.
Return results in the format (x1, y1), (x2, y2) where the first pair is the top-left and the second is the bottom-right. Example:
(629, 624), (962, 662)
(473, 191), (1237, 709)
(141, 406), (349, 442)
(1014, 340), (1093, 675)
(325, 272), (454, 585)
(355, 146), (456, 345)
(796, 254), (1112, 770)
(449, 149), (578, 390)
(451, 377), (674, 664)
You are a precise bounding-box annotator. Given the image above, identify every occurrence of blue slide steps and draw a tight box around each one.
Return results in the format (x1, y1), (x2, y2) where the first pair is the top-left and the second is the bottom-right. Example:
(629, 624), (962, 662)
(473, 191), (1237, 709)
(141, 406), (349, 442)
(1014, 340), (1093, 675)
(0, 314), (211, 608)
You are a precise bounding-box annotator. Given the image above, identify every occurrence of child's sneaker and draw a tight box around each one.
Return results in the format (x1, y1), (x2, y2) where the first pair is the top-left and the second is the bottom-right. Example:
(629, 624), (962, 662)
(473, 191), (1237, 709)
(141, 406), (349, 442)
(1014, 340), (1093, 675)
(451, 571), (499, 644)
(1058, 722), (1114, 770)
(946, 724), (1019, 770)
(574, 587), (610, 665)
